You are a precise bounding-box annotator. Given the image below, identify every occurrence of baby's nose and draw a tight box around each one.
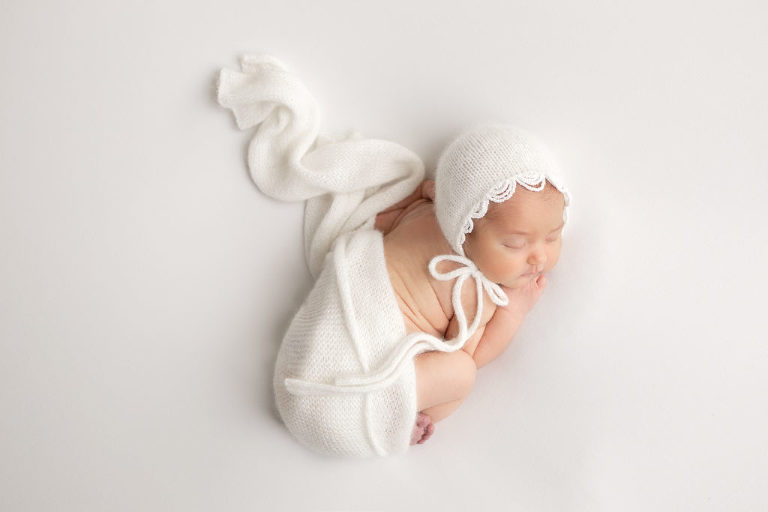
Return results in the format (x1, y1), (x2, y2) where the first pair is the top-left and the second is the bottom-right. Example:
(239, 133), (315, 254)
(528, 249), (546, 267)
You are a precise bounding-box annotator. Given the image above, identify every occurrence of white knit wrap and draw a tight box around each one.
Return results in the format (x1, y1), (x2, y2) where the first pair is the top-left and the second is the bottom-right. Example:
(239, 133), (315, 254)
(216, 54), (425, 279)
(434, 124), (571, 256)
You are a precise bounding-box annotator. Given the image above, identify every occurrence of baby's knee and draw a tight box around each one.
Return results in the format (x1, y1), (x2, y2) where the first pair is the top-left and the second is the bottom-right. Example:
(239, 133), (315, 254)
(454, 350), (478, 398)
(414, 349), (478, 411)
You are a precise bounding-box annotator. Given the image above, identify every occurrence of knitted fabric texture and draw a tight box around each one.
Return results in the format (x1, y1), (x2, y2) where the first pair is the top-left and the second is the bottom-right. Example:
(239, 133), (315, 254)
(273, 229), (417, 456)
(434, 124), (571, 256)
(217, 54), (425, 279)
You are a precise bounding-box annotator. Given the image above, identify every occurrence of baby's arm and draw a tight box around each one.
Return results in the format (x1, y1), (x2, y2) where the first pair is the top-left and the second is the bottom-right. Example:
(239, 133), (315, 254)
(446, 314), (486, 359)
(445, 308), (517, 369)
(473, 274), (548, 368)
(472, 308), (525, 369)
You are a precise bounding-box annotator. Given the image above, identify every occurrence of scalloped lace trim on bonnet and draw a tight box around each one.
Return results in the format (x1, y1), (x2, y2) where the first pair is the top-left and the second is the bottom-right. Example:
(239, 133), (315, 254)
(457, 173), (568, 248)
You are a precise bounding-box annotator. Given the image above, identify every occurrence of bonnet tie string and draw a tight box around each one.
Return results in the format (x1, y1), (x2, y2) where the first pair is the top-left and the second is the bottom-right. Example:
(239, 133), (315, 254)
(284, 253), (509, 396)
(427, 254), (509, 343)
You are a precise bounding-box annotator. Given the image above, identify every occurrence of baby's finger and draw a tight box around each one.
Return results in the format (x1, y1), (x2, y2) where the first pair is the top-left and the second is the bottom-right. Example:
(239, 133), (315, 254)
(536, 274), (547, 289)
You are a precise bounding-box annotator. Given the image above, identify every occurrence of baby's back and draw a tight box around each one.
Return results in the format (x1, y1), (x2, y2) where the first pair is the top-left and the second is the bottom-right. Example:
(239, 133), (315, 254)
(382, 199), (496, 340)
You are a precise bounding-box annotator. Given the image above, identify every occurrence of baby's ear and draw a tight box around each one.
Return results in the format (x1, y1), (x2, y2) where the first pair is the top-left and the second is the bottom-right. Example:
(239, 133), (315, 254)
(423, 180), (436, 201)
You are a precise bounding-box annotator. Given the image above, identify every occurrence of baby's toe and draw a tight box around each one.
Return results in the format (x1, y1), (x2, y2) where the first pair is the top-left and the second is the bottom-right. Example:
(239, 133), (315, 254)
(411, 413), (435, 445)
(410, 425), (425, 445)
(418, 422), (435, 444)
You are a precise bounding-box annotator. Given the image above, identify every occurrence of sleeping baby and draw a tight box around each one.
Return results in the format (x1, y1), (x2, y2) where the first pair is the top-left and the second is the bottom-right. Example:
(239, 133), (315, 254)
(376, 162), (568, 445)
(217, 56), (571, 458)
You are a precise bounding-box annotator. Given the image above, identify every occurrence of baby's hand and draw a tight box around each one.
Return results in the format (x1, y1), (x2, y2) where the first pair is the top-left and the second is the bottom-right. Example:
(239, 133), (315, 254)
(498, 274), (547, 321)
(471, 274), (547, 369)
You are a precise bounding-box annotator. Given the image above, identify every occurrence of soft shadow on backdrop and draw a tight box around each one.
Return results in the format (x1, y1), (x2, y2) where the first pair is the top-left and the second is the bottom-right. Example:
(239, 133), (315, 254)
(1, 1), (766, 510)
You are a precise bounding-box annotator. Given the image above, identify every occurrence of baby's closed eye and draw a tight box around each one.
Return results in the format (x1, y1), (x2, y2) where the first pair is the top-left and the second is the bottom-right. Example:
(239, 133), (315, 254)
(502, 237), (527, 249)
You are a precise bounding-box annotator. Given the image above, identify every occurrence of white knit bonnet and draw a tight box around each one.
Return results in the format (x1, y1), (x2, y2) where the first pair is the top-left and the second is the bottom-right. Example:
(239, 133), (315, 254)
(434, 124), (571, 256)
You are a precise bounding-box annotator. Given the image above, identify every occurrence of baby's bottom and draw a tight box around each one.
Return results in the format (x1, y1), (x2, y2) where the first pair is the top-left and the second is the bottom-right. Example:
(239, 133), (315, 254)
(410, 349), (477, 444)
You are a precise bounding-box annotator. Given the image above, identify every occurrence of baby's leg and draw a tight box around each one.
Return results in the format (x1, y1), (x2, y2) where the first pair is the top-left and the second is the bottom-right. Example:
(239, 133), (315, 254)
(414, 349), (476, 421)
(414, 350), (477, 413)
(410, 350), (476, 445)
(421, 397), (467, 424)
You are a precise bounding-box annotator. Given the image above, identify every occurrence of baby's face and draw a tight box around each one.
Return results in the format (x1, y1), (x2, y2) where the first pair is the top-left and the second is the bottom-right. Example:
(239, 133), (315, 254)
(464, 181), (565, 289)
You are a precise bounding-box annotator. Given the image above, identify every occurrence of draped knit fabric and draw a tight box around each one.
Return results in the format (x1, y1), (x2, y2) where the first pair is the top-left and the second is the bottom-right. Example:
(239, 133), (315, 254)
(216, 54), (425, 279)
(215, 55), (565, 457)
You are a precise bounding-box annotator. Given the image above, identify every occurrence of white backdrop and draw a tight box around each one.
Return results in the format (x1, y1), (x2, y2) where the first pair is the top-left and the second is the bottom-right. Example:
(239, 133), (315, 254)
(1, 1), (767, 510)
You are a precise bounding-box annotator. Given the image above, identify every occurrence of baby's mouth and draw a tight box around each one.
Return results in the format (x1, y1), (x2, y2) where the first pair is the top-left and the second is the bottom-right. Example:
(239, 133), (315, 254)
(521, 266), (543, 277)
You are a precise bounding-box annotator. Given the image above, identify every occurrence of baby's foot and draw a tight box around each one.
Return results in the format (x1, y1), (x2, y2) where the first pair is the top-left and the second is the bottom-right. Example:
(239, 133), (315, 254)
(410, 412), (435, 445)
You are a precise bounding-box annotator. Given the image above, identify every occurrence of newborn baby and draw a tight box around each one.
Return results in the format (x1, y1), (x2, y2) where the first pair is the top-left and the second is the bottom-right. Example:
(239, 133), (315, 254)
(376, 176), (566, 445)
(272, 123), (571, 457)
(217, 57), (571, 457)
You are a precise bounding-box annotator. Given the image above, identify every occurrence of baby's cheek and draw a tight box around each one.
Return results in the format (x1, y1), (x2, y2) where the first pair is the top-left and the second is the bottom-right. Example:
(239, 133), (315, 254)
(482, 247), (512, 281)
(501, 253), (528, 280)
(545, 246), (561, 271)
